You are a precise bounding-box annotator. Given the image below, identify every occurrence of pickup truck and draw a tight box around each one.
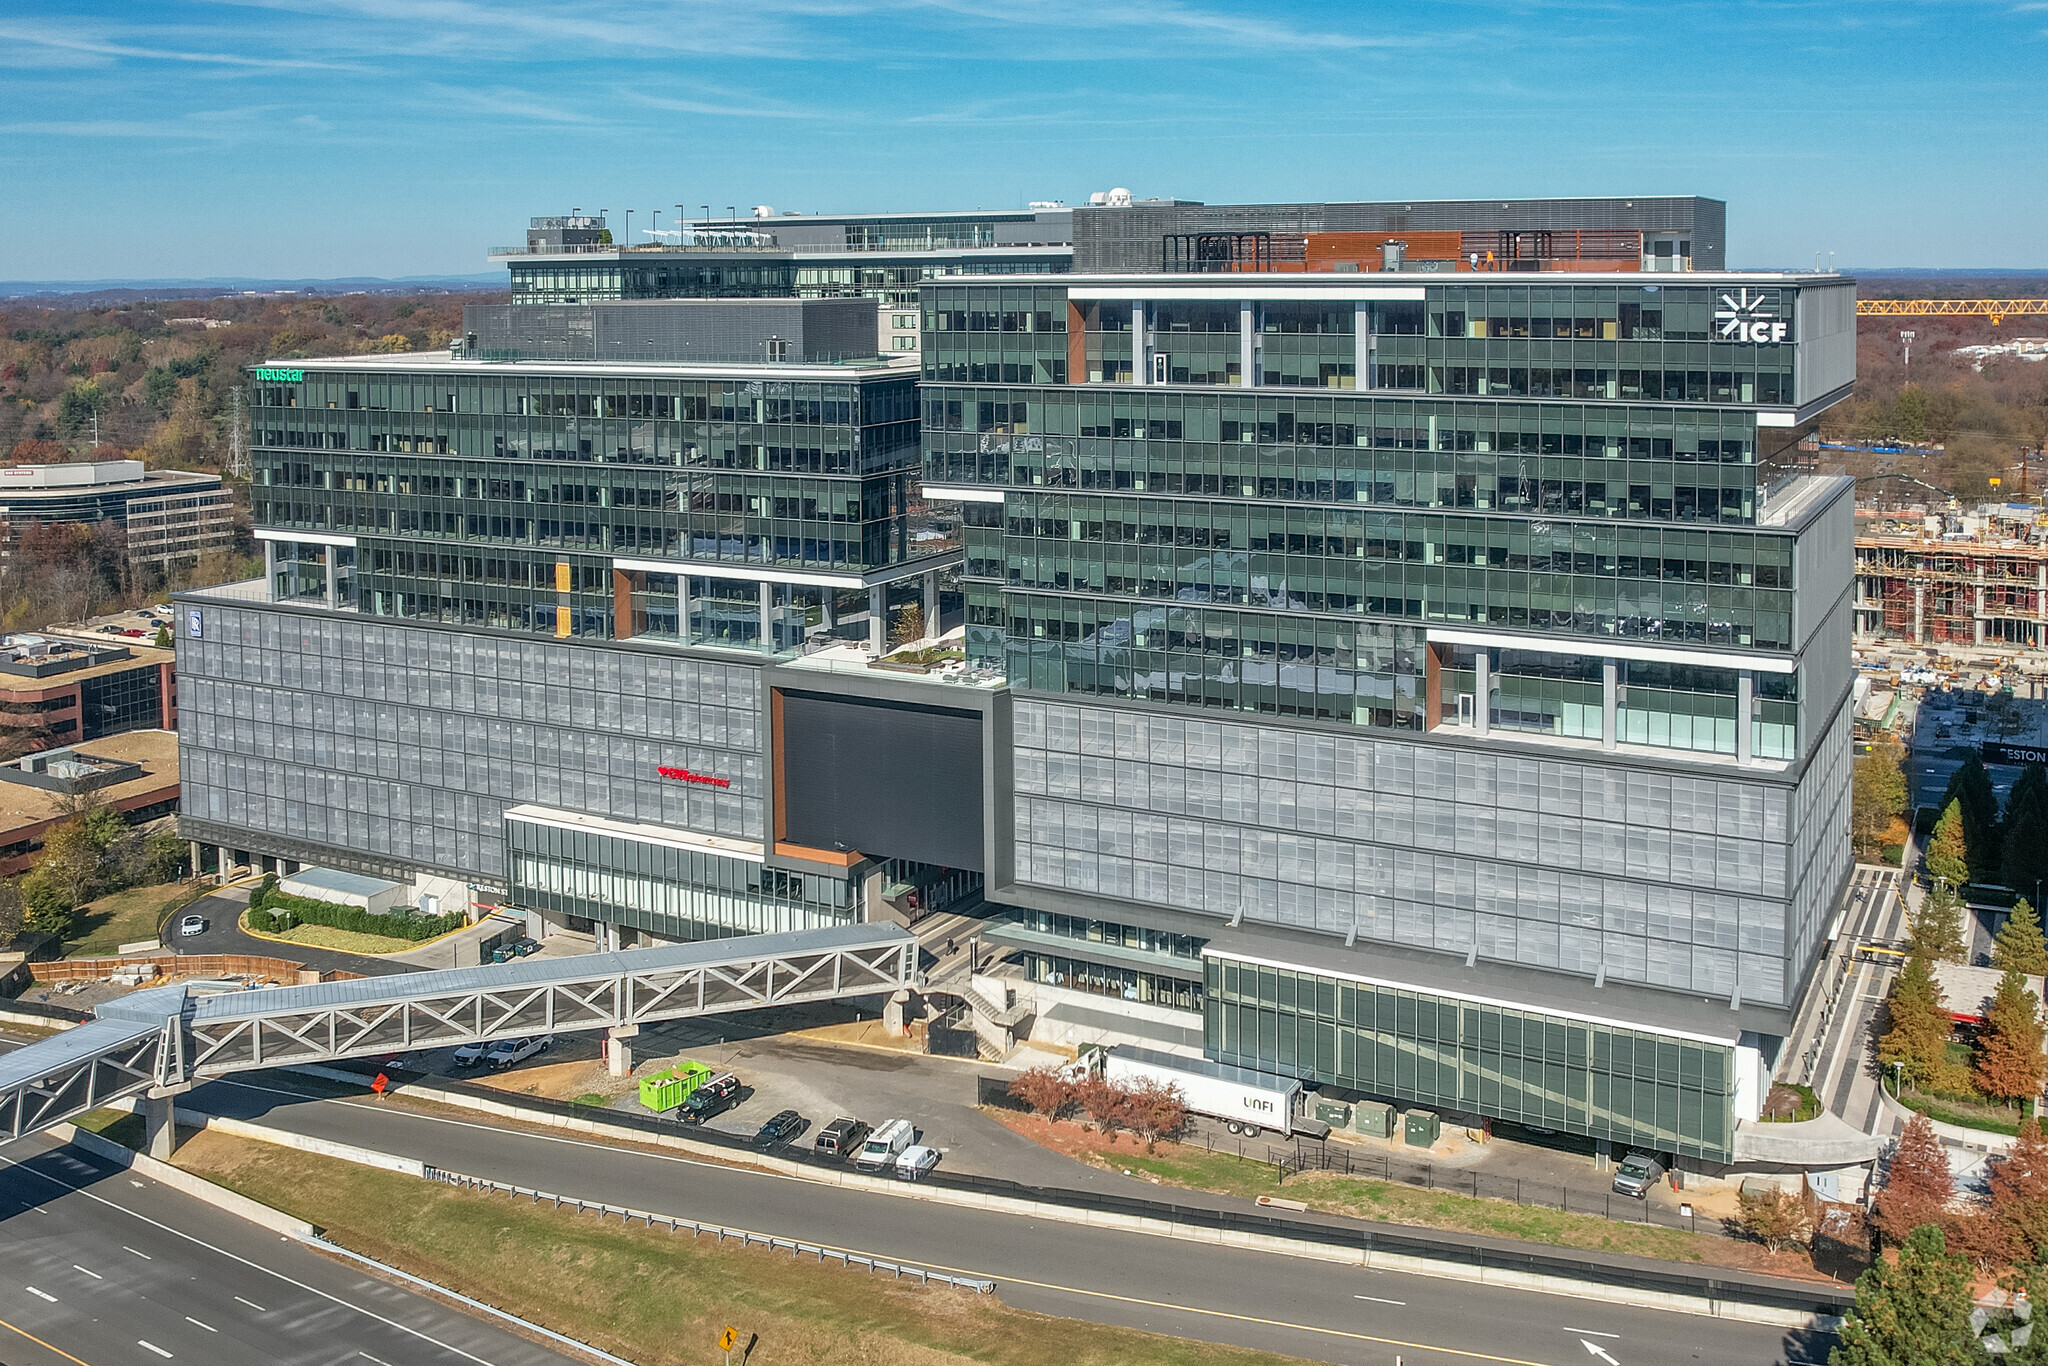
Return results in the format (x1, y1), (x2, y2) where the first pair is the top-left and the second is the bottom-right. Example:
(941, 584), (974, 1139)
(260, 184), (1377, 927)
(483, 1035), (553, 1069)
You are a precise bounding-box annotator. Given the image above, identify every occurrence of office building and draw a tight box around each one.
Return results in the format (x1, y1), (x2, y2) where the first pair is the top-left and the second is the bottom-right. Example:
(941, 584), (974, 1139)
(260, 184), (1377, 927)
(0, 633), (177, 751)
(176, 193), (1855, 1168)
(0, 461), (236, 573)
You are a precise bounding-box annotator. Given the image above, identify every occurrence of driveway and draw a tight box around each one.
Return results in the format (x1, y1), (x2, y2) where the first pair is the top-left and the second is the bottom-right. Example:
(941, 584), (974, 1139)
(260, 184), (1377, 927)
(169, 887), (420, 978)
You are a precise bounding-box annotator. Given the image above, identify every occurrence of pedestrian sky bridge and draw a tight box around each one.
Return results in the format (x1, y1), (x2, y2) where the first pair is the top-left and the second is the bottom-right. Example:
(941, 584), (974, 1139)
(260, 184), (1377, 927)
(0, 922), (917, 1146)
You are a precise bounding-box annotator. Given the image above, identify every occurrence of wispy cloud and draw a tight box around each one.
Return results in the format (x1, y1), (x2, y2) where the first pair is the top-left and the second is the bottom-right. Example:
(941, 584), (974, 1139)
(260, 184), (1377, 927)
(0, 20), (349, 70)
(616, 89), (820, 120)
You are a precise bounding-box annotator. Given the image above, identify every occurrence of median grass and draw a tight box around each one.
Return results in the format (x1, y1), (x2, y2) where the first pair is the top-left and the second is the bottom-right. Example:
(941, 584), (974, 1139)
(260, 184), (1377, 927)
(171, 1131), (1313, 1366)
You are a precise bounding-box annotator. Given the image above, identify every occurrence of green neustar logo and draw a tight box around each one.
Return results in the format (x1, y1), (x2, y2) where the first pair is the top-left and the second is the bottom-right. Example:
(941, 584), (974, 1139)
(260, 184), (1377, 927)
(254, 367), (304, 382)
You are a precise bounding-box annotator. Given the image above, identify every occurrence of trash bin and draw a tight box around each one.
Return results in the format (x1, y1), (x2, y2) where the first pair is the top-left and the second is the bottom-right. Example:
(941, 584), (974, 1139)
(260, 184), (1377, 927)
(1402, 1109), (1441, 1147)
(1354, 1101), (1396, 1139)
(637, 1060), (714, 1112)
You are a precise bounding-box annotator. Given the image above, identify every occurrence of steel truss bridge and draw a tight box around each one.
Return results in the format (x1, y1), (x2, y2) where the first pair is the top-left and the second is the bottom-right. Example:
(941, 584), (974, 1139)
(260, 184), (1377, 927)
(1856, 299), (2048, 326)
(0, 923), (916, 1145)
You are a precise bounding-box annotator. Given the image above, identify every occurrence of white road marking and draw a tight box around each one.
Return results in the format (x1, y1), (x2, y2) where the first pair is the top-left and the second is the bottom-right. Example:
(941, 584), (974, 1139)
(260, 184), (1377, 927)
(0, 1152), (502, 1366)
(131, 1180), (146, 1188)
(25, 1286), (56, 1302)
(184, 1316), (216, 1332)
(1352, 1294), (1406, 1306)
(123, 1246), (152, 1259)
(138, 1339), (173, 1357)
(233, 1295), (266, 1311)
(360, 1354), (392, 1365)
(1563, 1328), (1620, 1339)
(72, 1265), (102, 1279)
(1582, 1340), (1620, 1365)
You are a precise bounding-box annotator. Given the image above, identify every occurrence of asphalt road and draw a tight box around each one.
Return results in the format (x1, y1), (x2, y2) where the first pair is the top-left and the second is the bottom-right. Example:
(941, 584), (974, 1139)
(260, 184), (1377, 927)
(0, 1131), (586, 1366)
(172, 888), (420, 978)
(175, 1072), (1832, 1366)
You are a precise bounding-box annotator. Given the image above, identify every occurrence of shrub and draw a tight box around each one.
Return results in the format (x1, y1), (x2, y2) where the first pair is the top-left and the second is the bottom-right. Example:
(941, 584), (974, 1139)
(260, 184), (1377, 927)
(20, 871), (75, 938)
(244, 906), (279, 934)
(1007, 1065), (1074, 1119)
(253, 889), (462, 941)
(1736, 1185), (1814, 1254)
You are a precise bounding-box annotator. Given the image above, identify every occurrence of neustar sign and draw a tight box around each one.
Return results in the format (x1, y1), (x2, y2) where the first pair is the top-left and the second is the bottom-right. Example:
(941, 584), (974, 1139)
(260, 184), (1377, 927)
(253, 367), (304, 382)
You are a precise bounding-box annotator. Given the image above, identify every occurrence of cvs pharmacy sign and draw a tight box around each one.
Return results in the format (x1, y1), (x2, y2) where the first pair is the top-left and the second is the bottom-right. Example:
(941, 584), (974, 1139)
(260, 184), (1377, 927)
(1716, 289), (1787, 344)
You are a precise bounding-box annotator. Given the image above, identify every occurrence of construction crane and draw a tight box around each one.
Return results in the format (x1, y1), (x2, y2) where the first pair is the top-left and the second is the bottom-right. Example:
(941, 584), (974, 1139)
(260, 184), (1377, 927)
(1857, 299), (2048, 326)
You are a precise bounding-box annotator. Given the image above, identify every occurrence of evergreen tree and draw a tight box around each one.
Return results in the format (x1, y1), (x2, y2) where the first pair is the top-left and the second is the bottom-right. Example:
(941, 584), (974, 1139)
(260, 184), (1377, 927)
(1943, 754), (2000, 879)
(1977, 967), (2047, 1105)
(1926, 799), (1972, 891)
(1910, 880), (1970, 964)
(2004, 763), (2048, 902)
(1881, 954), (1958, 1093)
(1873, 1115), (1957, 1247)
(1828, 1224), (1978, 1366)
(1996, 898), (2048, 977)
(1993, 1118), (2048, 1262)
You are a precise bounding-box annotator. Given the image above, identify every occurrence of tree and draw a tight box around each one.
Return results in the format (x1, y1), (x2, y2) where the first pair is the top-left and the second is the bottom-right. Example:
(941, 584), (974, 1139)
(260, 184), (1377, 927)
(1881, 954), (1959, 1093)
(18, 871), (74, 939)
(1872, 1114), (1957, 1247)
(1942, 1208), (2017, 1277)
(1910, 880), (1969, 964)
(1941, 754), (2001, 879)
(143, 832), (188, 884)
(1992, 1119), (2048, 1263)
(1925, 799), (1971, 889)
(36, 816), (107, 912)
(1006, 1066), (1073, 1119)
(1996, 898), (2048, 977)
(152, 625), (170, 649)
(1127, 1079), (1188, 1144)
(1977, 968), (2047, 1105)
(2004, 764), (2048, 902)
(1737, 1185), (1814, 1254)
(1829, 1224), (1979, 1366)
(0, 880), (22, 946)
(1853, 739), (1910, 862)
(1075, 1074), (1137, 1139)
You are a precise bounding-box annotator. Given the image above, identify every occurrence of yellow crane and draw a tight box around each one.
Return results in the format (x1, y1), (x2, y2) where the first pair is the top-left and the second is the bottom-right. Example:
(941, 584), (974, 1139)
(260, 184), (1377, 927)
(1857, 299), (2048, 326)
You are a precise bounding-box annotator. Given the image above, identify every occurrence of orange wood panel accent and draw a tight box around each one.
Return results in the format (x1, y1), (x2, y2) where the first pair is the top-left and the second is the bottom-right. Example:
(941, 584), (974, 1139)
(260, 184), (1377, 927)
(1067, 302), (1086, 383)
(1424, 643), (1446, 730)
(772, 841), (864, 868)
(612, 568), (635, 639)
(1305, 231), (1463, 270)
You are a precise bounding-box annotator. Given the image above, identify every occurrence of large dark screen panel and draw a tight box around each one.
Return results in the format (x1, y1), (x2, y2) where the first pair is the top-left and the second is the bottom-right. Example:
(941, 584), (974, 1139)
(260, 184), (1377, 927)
(779, 691), (984, 871)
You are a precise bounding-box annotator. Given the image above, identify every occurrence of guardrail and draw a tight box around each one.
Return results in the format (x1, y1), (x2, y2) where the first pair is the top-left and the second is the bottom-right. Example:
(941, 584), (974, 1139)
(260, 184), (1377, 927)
(351, 1063), (1851, 1317)
(421, 1165), (995, 1293)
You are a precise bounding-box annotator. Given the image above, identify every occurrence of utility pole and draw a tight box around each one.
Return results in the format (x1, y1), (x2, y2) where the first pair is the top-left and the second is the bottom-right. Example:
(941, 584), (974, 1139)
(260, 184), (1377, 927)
(1901, 330), (1916, 369)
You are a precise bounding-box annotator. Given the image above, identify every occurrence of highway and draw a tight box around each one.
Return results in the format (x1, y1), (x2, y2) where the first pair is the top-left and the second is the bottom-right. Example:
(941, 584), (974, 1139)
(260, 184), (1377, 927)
(0, 1130), (588, 1366)
(166, 1071), (1829, 1366)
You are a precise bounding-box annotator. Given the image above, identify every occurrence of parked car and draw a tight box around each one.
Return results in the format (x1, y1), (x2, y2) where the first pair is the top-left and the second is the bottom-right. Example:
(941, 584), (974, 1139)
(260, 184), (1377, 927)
(678, 1073), (743, 1125)
(451, 1039), (493, 1068)
(121, 629), (147, 637)
(854, 1118), (915, 1173)
(1611, 1151), (1665, 1198)
(177, 914), (207, 937)
(484, 1035), (553, 1069)
(96, 624), (124, 634)
(893, 1144), (940, 1181)
(753, 1109), (806, 1148)
(813, 1117), (869, 1162)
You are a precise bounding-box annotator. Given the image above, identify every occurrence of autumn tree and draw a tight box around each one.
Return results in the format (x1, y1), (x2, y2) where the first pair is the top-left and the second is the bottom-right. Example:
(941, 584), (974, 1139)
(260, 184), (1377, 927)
(1925, 799), (1971, 889)
(1909, 881), (1969, 964)
(1976, 968), (2046, 1105)
(1992, 1118), (2048, 1262)
(1075, 1074), (1137, 1139)
(1737, 1185), (1814, 1254)
(1829, 1225), (1978, 1366)
(1881, 954), (1959, 1093)
(1006, 1066), (1074, 1120)
(1853, 738), (1909, 861)
(1872, 1114), (1957, 1247)
(37, 816), (109, 911)
(1996, 898), (2048, 977)
(1127, 1079), (1189, 1144)
(0, 881), (22, 946)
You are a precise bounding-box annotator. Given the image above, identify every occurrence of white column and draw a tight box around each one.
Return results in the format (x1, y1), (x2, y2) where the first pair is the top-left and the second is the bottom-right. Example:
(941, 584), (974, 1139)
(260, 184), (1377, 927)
(323, 550), (337, 609)
(262, 540), (277, 601)
(923, 571), (940, 640)
(1602, 659), (1619, 751)
(678, 574), (692, 645)
(822, 591), (837, 629)
(869, 585), (886, 653)
(217, 845), (232, 886)
(1130, 300), (1146, 385)
(1736, 669), (1754, 764)
(1355, 301), (1372, 389)
(140, 1092), (177, 1160)
(1473, 649), (1491, 738)
(188, 840), (202, 880)
(758, 581), (774, 649)
(1239, 300), (1256, 387)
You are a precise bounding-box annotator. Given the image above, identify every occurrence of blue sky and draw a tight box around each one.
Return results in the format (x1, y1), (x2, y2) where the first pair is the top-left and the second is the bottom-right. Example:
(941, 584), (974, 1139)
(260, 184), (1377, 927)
(2, 1), (2040, 280)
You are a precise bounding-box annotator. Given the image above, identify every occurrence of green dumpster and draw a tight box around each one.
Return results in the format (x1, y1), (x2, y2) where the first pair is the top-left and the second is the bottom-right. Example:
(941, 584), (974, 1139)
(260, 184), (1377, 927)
(638, 1061), (714, 1112)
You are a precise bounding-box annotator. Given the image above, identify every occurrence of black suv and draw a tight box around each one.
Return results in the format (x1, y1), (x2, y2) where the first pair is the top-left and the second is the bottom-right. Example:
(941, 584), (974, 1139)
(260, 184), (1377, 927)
(753, 1109), (806, 1148)
(677, 1073), (743, 1125)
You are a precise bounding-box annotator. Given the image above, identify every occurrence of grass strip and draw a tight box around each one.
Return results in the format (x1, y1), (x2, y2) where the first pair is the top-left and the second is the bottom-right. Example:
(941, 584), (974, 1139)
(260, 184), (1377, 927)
(237, 909), (428, 956)
(171, 1130), (1311, 1366)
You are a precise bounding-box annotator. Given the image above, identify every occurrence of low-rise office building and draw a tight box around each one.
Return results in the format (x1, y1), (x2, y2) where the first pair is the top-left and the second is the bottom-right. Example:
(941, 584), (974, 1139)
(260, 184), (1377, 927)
(0, 729), (180, 876)
(176, 194), (1853, 1169)
(0, 461), (235, 573)
(0, 633), (177, 751)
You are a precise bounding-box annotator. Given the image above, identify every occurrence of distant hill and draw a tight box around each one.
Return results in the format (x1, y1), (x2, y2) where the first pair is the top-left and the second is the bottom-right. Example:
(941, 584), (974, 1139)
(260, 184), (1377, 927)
(0, 275), (505, 303)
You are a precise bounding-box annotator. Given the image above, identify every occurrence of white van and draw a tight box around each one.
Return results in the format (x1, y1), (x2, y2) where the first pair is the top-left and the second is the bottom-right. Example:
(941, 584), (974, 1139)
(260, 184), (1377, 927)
(854, 1117), (914, 1172)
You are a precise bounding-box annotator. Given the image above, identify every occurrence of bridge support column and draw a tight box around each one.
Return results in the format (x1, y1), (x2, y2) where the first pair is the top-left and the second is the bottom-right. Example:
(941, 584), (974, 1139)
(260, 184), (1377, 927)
(217, 845), (233, 886)
(605, 1024), (639, 1078)
(138, 1086), (192, 1160)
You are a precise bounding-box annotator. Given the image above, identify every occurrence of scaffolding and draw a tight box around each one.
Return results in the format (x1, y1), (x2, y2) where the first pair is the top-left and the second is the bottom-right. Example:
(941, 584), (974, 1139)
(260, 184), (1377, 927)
(1855, 520), (2048, 648)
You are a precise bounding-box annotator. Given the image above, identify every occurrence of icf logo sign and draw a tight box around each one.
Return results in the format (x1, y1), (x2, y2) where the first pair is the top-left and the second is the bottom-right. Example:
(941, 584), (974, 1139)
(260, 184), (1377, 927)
(1716, 288), (1788, 344)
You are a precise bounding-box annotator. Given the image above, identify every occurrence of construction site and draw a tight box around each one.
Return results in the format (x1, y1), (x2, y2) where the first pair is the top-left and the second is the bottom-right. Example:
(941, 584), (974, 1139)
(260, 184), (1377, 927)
(1855, 502), (2048, 649)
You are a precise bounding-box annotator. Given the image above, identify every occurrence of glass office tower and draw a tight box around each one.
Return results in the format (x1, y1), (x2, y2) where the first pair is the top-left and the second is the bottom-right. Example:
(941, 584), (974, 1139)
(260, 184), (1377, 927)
(921, 270), (1857, 1162)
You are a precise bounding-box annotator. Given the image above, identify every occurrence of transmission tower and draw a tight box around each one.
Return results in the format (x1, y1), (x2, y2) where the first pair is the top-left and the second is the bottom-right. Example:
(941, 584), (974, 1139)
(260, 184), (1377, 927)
(228, 385), (247, 479)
